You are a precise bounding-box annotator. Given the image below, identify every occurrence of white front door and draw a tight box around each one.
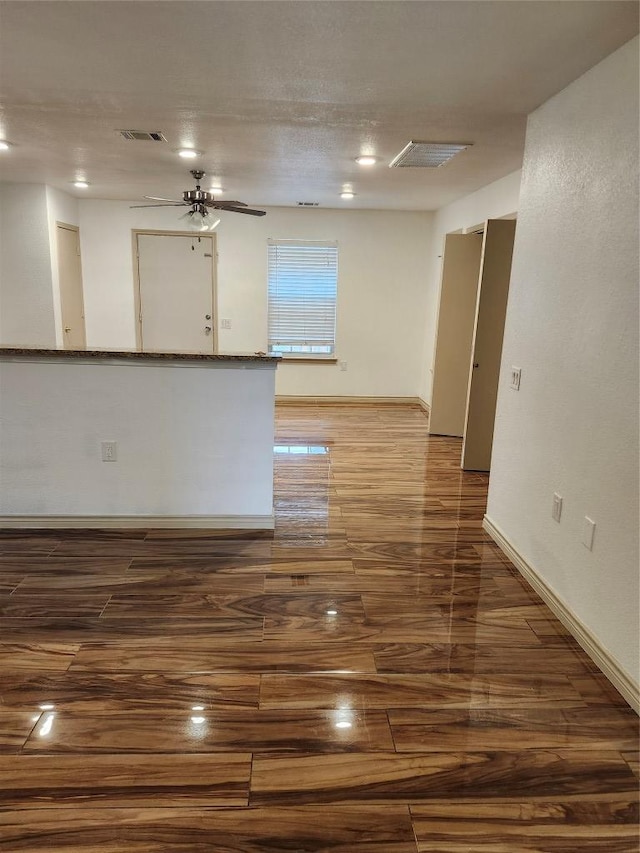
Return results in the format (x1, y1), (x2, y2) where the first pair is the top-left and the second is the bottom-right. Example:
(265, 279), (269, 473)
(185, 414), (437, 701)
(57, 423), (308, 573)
(137, 233), (216, 353)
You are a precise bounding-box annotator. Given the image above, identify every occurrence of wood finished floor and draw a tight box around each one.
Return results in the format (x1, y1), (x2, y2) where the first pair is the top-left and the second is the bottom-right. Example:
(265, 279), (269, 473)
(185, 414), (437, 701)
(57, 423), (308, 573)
(0, 403), (638, 851)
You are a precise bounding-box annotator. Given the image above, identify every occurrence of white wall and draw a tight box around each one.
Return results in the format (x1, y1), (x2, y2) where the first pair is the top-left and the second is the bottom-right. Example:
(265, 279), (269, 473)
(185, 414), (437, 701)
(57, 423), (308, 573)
(45, 186), (79, 347)
(78, 203), (433, 397)
(487, 38), (639, 686)
(78, 200), (141, 349)
(0, 183), (56, 346)
(0, 357), (276, 521)
(419, 170), (522, 403)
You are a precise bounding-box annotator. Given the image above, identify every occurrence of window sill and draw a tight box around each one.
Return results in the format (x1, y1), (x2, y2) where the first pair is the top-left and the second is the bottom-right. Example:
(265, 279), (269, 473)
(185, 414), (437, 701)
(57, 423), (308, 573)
(277, 356), (338, 365)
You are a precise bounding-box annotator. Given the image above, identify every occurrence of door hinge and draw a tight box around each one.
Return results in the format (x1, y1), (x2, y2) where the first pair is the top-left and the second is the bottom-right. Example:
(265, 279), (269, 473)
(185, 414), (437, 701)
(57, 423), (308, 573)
(204, 253), (212, 257)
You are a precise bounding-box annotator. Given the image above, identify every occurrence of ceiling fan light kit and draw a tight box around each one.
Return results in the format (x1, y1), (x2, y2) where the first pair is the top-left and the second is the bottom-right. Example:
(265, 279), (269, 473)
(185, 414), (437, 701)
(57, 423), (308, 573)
(179, 208), (221, 232)
(130, 170), (267, 224)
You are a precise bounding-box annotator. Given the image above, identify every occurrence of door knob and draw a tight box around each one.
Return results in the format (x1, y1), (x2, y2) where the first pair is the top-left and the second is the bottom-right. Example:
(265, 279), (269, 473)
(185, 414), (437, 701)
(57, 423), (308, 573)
(205, 314), (211, 320)
(205, 326), (212, 334)
(473, 362), (479, 368)
(64, 327), (71, 333)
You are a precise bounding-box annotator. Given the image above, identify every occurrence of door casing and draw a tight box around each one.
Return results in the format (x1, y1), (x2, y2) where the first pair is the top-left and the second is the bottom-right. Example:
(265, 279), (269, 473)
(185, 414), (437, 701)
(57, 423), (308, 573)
(132, 229), (218, 352)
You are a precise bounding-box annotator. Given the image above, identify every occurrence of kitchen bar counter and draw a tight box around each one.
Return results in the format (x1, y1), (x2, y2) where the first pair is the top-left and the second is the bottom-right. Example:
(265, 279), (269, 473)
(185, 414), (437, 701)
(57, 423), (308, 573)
(0, 347), (279, 364)
(0, 349), (279, 529)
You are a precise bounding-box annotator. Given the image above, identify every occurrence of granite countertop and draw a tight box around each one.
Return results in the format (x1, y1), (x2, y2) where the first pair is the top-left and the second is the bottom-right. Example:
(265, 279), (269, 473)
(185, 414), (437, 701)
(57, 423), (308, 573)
(0, 347), (281, 363)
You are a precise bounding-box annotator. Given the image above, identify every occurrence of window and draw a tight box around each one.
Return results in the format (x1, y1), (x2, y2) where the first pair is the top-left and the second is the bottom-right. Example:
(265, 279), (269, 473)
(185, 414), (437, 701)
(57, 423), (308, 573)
(268, 239), (337, 358)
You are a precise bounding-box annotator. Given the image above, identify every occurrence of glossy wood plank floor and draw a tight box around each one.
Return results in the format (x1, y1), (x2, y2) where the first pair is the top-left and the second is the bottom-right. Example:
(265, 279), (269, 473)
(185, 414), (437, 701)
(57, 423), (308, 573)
(0, 403), (638, 852)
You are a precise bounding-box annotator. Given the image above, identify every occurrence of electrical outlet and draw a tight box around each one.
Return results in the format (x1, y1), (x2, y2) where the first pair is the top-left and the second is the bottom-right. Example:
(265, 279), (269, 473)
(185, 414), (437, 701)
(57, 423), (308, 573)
(551, 492), (562, 523)
(101, 441), (117, 462)
(582, 516), (596, 550)
(510, 367), (521, 391)
(220, 319), (232, 330)
(339, 361), (348, 372)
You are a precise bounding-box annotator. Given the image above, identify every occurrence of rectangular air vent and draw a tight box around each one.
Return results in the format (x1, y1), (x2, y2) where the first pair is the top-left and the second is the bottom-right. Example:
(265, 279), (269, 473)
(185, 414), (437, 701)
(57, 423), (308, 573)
(297, 202), (320, 207)
(118, 130), (167, 142)
(389, 141), (471, 168)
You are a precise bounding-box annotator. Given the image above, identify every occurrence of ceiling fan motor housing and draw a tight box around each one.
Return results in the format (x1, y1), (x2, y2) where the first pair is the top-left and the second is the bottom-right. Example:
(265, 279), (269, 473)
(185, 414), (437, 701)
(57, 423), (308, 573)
(183, 188), (212, 203)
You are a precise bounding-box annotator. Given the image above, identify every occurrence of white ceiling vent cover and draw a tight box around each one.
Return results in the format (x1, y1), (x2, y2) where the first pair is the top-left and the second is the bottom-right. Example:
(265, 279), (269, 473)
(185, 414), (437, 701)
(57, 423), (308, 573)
(118, 130), (167, 142)
(389, 141), (471, 168)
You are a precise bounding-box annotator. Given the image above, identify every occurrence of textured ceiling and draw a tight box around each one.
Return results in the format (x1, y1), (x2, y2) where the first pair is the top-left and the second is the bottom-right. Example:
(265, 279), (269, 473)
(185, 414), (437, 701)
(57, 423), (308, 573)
(0, 1), (637, 210)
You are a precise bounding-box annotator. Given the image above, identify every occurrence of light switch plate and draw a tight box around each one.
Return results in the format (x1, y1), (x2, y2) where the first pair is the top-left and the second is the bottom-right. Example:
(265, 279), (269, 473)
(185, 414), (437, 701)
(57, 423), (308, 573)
(510, 367), (521, 391)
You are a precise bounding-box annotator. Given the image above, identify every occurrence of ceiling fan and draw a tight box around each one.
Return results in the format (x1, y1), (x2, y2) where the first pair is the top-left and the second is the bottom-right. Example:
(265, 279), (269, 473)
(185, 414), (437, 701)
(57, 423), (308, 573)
(131, 170), (266, 230)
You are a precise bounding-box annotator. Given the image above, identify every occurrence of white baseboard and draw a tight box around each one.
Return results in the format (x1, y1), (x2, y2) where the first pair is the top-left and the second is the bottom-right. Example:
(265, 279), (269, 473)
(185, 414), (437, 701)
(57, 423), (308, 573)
(0, 514), (275, 530)
(417, 396), (431, 415)
(276, 395), (421, 406)
(483, 515), (639, 713)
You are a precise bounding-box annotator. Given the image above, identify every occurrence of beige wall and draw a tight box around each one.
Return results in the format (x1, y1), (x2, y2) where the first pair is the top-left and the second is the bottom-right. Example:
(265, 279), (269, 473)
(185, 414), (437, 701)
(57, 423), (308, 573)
(487, 37), (639, 688)
(77, 203), (434, 398)
(0, 183), (56, 346)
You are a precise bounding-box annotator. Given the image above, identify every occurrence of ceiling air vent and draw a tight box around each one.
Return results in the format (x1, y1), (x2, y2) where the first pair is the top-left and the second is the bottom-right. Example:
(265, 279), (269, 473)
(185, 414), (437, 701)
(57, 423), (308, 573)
(389, 141), (471, 168)
(118, 130), (167, 142)
(297, 202), (320, 207)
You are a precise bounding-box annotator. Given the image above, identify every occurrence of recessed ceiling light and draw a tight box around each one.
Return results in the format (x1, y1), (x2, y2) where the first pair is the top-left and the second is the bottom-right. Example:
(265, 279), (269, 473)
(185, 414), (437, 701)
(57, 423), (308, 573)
(0, 141), (11, 151)
(335, 720), (352, 729)
(326, 609), (338, 616)
(355, 156), (376, 166)
(177, 148), (200, 159)
(72, 181), (90, 188)
(340, 191), (355, 200)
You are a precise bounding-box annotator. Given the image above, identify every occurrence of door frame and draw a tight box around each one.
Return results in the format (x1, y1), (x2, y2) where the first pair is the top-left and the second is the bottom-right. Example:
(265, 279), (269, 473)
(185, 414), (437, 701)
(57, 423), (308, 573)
(132, 229), (218, 352)
(56, 221), (86, 349)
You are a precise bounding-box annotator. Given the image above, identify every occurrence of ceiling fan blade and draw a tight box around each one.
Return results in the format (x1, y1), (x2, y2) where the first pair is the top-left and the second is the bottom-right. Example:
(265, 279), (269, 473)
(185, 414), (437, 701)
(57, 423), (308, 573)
(207, 200), (247, 207)
(219, 206), (267, 217)
(144, 195), (182, 202)
(129, 203), (187, 208)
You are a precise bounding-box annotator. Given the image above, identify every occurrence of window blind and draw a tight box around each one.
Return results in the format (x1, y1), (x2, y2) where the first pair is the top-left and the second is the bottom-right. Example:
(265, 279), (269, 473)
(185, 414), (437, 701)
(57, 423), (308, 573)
(268, 239), (337, 355)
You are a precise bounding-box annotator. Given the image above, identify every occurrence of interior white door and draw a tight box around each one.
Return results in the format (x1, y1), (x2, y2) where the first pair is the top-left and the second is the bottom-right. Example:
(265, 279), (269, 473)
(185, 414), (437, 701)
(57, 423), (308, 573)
(57, 224), (86, 350)
(461, 219), (517, 471)
(429, 232), (483, 436)
(137, 234), (215, 353)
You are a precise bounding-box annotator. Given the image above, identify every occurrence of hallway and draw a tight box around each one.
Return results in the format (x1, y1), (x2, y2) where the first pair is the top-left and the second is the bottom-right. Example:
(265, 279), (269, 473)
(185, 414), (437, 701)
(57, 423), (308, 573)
(0, 404), (637, 850)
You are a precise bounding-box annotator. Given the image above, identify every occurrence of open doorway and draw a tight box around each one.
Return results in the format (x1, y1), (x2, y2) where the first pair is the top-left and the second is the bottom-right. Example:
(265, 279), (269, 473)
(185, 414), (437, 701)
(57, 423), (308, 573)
(429, 218), (517, 472)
